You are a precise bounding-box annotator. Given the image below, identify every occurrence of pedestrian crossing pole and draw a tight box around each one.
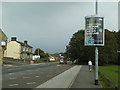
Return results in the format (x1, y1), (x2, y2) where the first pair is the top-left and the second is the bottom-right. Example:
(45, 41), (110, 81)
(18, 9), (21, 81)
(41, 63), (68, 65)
(95, 0), (98, 85)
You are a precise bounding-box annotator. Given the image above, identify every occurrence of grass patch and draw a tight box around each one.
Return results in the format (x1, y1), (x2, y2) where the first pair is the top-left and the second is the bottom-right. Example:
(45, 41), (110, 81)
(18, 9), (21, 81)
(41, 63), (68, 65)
(54, 60), (59, 62)
(98, 65), (120, 88)
(98, 71), (115, 88)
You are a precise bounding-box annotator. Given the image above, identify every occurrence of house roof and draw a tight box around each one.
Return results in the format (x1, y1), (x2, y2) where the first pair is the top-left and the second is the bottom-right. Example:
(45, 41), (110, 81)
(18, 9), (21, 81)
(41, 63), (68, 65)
(49, 54), (59, 57)
(0, 29), (8, 39)
(16, 41), (32, 48)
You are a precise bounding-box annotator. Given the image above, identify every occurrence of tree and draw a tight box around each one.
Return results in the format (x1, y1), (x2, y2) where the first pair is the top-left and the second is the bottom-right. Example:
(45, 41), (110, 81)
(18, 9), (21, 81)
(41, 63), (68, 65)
(98, 29), (118, 65)
(66, 29), (118, 65)
(115, 30), (120, 65)
(66, 30), (95, 64)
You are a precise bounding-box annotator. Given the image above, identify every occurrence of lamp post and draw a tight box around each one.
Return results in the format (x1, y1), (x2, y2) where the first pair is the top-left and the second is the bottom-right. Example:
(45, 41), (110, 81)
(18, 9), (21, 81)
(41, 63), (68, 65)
(95, 0), (99, 85)
(85, 0), (104, 85)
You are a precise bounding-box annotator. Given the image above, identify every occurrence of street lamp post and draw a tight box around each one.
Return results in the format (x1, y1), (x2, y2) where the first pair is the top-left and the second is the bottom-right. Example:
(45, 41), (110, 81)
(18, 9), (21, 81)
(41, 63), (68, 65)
(85, 0), (104, 85)
(95, 0), (99, 85)
(95, 47), (98, 85)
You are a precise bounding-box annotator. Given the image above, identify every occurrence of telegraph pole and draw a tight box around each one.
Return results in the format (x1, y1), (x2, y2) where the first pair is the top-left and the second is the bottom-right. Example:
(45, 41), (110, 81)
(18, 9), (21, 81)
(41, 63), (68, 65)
(95, 0), (98, 85)
(24, 47), (26, 63)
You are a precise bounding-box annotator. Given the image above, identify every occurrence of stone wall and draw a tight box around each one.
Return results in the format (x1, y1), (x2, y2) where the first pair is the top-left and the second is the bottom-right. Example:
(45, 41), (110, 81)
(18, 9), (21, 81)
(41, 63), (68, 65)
(3, 57), (31, 64)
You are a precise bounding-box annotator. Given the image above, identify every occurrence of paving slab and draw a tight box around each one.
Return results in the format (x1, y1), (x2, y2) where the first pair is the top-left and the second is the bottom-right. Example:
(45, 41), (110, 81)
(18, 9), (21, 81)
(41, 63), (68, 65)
(71, 65), (102, 88)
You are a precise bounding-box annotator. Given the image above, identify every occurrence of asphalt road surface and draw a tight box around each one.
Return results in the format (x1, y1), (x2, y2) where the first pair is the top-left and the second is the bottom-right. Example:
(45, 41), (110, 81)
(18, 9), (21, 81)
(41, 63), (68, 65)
(2, 62), (74, 89)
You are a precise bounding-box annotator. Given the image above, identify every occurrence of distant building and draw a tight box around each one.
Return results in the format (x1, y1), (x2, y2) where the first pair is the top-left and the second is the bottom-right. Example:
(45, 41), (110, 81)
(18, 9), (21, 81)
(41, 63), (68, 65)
(4, 37), (33, 60)
(49, 54), (59, 61)
(0, 29), (7, 65)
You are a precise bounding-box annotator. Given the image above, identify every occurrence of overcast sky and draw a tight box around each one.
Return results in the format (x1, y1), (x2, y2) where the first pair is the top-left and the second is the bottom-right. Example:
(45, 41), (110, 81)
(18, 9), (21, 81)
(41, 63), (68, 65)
(2, 2), (118, 54)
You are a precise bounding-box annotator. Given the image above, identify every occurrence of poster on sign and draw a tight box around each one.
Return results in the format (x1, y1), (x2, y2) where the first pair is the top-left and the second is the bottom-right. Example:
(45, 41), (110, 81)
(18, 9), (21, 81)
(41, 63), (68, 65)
(1, 40), (6, 47)
(85, 15), (104, 46)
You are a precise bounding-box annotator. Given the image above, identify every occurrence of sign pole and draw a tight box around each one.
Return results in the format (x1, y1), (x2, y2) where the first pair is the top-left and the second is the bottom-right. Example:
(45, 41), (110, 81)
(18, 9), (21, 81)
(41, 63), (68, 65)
(85, 0), (104, 85)
(95, 47), (98, 85)
(95, 0), (98, 85)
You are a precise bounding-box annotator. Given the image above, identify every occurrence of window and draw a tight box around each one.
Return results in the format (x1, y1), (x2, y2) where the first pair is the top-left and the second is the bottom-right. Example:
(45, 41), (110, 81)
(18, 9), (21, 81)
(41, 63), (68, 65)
(23, 47), (25, 51)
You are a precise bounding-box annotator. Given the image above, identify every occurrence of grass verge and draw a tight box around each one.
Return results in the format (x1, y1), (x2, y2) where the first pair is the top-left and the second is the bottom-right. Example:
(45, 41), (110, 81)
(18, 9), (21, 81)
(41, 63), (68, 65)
(92, 65), (119, 88)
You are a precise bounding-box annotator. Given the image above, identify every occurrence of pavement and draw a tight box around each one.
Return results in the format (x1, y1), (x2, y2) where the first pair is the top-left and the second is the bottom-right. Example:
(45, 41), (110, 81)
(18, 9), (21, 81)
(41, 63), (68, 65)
(34, 65), (102, 89)
(71, 65), (102, 88)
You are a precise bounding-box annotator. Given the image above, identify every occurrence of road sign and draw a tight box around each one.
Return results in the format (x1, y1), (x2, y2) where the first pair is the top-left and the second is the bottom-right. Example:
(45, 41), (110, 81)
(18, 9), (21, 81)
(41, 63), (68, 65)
(85, 15), (104, 46)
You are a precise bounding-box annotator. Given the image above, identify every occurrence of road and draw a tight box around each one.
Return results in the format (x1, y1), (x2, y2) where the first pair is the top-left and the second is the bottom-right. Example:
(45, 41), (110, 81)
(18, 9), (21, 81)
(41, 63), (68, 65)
(2, 62), (74, 89)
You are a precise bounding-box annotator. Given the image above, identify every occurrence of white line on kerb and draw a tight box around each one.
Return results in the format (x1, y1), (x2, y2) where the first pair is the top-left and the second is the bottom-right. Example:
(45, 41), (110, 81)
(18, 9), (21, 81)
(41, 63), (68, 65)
(26, 82), (36, 84)
(9, 84), (19, 86)
(9, 78), (16, 80)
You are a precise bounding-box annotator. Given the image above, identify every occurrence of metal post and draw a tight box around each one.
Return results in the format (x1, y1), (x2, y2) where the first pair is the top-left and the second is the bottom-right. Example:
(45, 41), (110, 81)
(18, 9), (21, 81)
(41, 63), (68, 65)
(24, 47), (26, 63)
(96, 0), (98, 15)
(24, 51), (25, 63)
(37, 49), (39, 63)
(95, 47), (98, 85)
(95, 0), (98, 85)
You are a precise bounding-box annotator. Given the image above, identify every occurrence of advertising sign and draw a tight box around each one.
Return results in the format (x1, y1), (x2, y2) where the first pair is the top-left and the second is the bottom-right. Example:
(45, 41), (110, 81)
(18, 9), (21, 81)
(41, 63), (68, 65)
(33, 55), (40, 60)
(85, 15), (104, 46)
(1, 40), (6, 47)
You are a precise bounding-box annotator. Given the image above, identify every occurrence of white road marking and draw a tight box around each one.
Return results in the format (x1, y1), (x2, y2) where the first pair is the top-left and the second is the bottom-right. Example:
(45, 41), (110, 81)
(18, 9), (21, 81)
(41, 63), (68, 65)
(9, 73), (14, 75)
(8, 84), (19, 86)
(4, 65), (13, 67)
(26, 82), (36, 84)
(9, 78), (16, 80)
(8, 69), (13, 71)
(35, 76), (39, 78)
(26, 70), (32, 71)
(56, 65), (64, 66)
(23, 77), (30, 79)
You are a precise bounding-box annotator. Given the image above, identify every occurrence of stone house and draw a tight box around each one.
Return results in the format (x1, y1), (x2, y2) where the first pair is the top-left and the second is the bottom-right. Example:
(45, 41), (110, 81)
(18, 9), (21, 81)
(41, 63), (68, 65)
(0, 29), (7, 66)
(4, 37), (33, 60)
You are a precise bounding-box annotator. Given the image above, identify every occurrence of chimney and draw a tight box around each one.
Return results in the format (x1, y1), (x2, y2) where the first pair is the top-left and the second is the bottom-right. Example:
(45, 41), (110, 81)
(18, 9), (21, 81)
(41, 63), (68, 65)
(24, 41), (28, 46)
(11, 37), (17, 41)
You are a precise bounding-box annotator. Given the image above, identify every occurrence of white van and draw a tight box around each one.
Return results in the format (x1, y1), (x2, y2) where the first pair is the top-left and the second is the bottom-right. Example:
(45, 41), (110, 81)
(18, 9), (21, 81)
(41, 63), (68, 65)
(49, 57), (55, 62)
